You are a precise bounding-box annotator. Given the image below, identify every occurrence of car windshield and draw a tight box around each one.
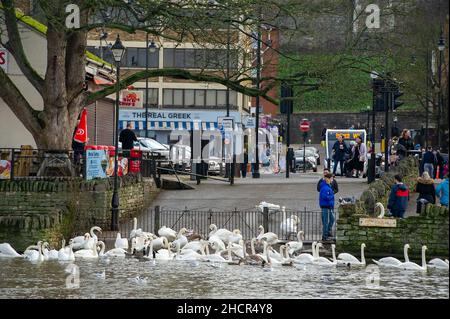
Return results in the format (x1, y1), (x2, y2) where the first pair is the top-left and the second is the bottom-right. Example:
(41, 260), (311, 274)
(295, 150), (315, 157)
(139, 139), (167, 150)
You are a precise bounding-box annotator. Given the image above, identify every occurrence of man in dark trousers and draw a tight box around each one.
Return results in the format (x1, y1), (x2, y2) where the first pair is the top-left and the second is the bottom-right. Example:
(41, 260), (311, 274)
(119, 122), (138, 158)
(387, 174), (409, 218)
(317, 168), (339, 194)
(421, 146), (436, 178)
(332, 134), (348, 176)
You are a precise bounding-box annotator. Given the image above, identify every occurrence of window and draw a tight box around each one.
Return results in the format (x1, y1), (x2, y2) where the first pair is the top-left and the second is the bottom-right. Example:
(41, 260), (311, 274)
(217, 90), (227, 107)
(163, 89), (173, 106)
(173, 89), (183, 106)
(206, 90), (216, 106)
(195, 90), (205, 106)
(164, 49), (174, 68)
(162, 48), (237, 69)
(142, 88), (158, 106)
(185, 90), (195, 107)
(162, 89), (237, 108)
(174, 50), (185, 68)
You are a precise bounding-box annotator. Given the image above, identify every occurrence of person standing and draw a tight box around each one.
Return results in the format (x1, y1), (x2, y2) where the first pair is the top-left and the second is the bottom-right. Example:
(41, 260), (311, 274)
(72, 119), (85, 165)
(387, 174), (409, 218)
(421, 146), (436, 178)
(398, 129), (414, 156)
(349, 135), (367, 178)
(119, 122), (138, 158)
(240, 147), (249, 178)
(332, 134), (348, 176)
(435, 149), (444, 179)
(319, 174), (335, 241)
(317, 168), (339, 194)
(436, 174), (449, 207)
(415, 172), (436, 213)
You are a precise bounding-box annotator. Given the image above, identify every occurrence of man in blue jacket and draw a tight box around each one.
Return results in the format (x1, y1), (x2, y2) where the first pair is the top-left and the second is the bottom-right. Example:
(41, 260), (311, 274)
(436, 174), (449, 207)
(319, 174), (335, 241)
(387, 174), (409, 218)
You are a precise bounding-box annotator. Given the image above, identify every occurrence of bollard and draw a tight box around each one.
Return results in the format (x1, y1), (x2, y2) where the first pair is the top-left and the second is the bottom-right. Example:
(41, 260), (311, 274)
(154, 206), (160, 234)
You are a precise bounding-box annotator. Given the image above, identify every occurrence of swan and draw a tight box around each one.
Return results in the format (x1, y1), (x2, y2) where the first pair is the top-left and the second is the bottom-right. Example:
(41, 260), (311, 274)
(182, 240), (207, 253)
(131, 235), (149, 254)
(373, 244), (410, 267)
(208, 224), (233, 244)
(256, 225), (278, 245)
(174, 241), (205, 261)
(89, 226), (102, 242)
(23, 241), (45, 262)
(396, 245), (427, 271)
(149, 236), (168, 251)
(209, 237), (226, 253)
(114, 233), (129, 250)
(97, 241), (127, 258)
(286, 231), (304, 256)
(267, 245), (284, 262)
(228, 229), (243, 244)
(225, 242), (242, 265)
(129, 275), (148, 286)
(42, 242), (59, 260)
(58, 240), (75, 261)
(256, 201), (281, 213)
(280, 210), (299, 237)
(129, 217), (143, 238)
(375, 202), (385, 218)
(172, 228), (188, 249)
(279, 245), (293, 266)
(315, 243), (337, 266)
(227, 242), (245, 259)
(241, 238), (265, 266)
(154, 240), (174, 260)
(74, 241), (98, 259)
(71, 233), (91, 250)
(158, 226), (177, 242)
(337, 243), (366, 266)
(291, 242), (317, 264)
(262, 243), (277, 270)
(202, 240), (228, 263)
(428, 258), (450, 270)
(0, 243), (22, 258)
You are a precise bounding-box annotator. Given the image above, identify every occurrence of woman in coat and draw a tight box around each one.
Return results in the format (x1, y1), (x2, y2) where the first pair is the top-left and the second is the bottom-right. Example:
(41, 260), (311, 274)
(415, 172), (436, 210)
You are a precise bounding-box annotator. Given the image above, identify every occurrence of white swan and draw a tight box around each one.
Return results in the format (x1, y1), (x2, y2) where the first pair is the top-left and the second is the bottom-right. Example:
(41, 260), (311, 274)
(396, 245), (427, 271)
(58, 240), (75, 261)
(256, 225), (278, 245)
(182, 240), (207, 253)
(337, 243), (366, 266)
(375, 202), (385, 218)
(23, 241), (45, 262)
(315, 243), (337, 266)
(202, 240), (227, 263)
(148, 236), (168, 251)
(292, 241), (317, 264)
(241, 239), (265, 266)
(172, 228), (188, 249)
(228, 229), (243, 244)
(286, 231), (304, 256)
(208, 224), (234, 244)
(174, 241), (205, 261)
(71, 233), (91, 250)
(373, 244), (410, 267)
(0, 243), (22, 258)
(154, 239), (174, 260)
(256, 201), (280, 213)
(158, 226), (177, 242)
(97, 241), (127, 258)
(129, 217), (142, 238)
(114, 233), (129, 250)
(74, 241), (98, 259)
(90, 226), (102, 242)
(280, 209), (299, 236)
(428, 258), (449, 270)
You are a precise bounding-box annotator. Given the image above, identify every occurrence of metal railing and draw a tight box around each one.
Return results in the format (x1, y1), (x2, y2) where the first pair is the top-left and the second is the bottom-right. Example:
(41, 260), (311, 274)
(97, 206), (336, 243)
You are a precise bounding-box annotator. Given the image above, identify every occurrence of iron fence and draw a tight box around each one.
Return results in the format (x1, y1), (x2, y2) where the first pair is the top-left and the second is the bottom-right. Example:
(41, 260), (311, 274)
(97, 206), (337, 244)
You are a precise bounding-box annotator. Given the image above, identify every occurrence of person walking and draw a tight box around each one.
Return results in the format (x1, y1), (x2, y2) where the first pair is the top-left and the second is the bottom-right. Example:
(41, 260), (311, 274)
(119, 122), (138, 158)
(319, 173), (335, 241)
(387, 174), (409, 218)
(435, 149), (444, 179)
(240, 148), (249, 178)
(317, 168), (339, 194)
(436, 174), (449, 207)
(421, 146), (436, 178)
(332, 134), (348, 176)
(415, 172), (436, 214)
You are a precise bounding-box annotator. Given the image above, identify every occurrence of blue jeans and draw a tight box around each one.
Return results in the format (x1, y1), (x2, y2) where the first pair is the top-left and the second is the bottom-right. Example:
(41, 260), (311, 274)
(333, 160), (344, 176)
(321, 208), (335, 239)
(423, 163), (434, 178)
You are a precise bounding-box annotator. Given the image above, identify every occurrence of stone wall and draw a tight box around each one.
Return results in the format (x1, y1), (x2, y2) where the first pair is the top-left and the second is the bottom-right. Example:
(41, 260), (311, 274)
(0, 176), (159, 251)
(336, 205), (449, 259)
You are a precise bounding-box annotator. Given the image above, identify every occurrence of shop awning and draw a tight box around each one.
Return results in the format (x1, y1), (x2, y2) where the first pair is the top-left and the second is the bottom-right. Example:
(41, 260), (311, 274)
(119, 121), (219, 131)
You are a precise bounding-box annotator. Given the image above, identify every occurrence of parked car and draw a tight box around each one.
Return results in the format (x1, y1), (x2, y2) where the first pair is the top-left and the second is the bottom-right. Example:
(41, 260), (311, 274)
(205, 156), (223, 175)
(305, 146), (320, 165)
(137, 138), (170, 159)
(294, 149), (317, 172)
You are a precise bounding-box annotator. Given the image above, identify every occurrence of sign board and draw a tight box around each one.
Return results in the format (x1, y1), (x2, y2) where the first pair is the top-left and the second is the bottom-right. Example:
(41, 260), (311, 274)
(325, 129), (367, 161)
(120, 90), (143, 108)
(120, 109), (241, 123)
(250, 106), (263, 114)
(299, 120), (310, 132)
(0, 48), (8, 72)
(244, 116), (256, 129)
(0, 159), (11, 179)
(218, 117), (234, 131)
(85, 150), (109, 180)
(359, 218), (397, 228)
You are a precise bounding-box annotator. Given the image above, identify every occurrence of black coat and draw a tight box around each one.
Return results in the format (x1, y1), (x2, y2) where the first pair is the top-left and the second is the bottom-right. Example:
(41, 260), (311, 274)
(415, 179), (436, 204)
(317, 178), (339, 194)
(332, 141), (349, 161)
(119, 129), (137, 150)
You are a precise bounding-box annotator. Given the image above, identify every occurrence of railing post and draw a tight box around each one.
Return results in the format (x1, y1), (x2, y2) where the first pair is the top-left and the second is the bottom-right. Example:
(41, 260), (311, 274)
(263, 206), (269, 233)
(10, 148), (15, 181)
(154, 205), (160, 235)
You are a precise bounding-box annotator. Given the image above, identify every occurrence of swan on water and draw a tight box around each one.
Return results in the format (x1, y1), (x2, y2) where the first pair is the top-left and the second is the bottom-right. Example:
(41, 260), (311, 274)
(149, 236), (168, 251)
(291, 241), (317, 264)
(373, 244), (410, 267)
(375, 202), (385, 218)
(286, 231), (304, 256)
(23, 241), (45, 262)
(428, 258), (449, 270)
(97, 241), (127, 258)
(182, 240), (207, 253)
(42, 242), (59, 260)
(74, 241), (98, 259)
(314, 243), (337, 266)
(280, 209), (299, 237)
(174, 241), (205, 261)
(241, 238), (265, 266)
(0, 243), (22, 258)
(396, 245), (427, 271)
(337, 243), (366, 266)
(172, 228), (188, 249)
(71, 233), (91, 250)
(208, 224), (233, 244)
(202, 239), (227, 263)
(115, 233), (129, 250)
(154, 239), (174, 260)
(228, 229), (243, 244)
(256, 225), (278, 245)
(58, 239), (75, 261)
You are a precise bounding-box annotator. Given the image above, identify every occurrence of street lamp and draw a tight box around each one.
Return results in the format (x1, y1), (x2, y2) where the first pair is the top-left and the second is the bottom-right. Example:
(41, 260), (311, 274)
(145, 34), (158, 138)
(366, 105), (370, 135)
(110, 34), (126, 231)
(437, 31), (445, 150)
(368, 71), (378, 183)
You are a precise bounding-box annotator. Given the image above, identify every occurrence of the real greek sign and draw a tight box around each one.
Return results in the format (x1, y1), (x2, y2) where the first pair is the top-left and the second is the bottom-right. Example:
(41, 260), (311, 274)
(119, 109), (242, 123)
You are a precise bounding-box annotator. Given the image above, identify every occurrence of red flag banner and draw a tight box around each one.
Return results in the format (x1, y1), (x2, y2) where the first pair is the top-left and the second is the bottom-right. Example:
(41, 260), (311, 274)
(74, 108), (88, 143)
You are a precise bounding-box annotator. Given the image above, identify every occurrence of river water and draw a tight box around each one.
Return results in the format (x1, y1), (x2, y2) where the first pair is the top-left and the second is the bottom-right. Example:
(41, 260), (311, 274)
(0, 258), (448, 299)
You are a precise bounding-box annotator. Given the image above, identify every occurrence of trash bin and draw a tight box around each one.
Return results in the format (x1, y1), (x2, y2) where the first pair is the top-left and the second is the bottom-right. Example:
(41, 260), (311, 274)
(129, 149), (142, 174)
(416, 198), (429, 215)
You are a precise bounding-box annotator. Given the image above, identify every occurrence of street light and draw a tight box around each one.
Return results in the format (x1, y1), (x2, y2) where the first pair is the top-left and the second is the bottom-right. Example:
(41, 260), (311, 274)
(368, 71), (379, 183)
(145, 34), (158, 138)
(110, 34), (126, 231)
(437, 31), (445, 150)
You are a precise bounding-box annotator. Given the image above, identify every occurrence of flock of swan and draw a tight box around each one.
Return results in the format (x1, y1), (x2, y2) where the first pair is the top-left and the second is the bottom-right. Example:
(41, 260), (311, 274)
(0, 220), (448, 273)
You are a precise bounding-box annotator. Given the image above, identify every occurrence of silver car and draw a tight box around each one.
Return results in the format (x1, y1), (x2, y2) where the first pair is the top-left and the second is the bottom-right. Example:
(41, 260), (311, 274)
(294, 149), (317, 172)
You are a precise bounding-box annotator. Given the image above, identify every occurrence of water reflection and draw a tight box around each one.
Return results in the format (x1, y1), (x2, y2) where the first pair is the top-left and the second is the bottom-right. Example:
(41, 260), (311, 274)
(0, 258), (448, 299)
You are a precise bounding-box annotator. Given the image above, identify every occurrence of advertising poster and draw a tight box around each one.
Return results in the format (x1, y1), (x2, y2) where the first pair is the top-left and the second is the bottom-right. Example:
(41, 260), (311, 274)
(86, 150), (108, 180)
(0, 159), (11, 179)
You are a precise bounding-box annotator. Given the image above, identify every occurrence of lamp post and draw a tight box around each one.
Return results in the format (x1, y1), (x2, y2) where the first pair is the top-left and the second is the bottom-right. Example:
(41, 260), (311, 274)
(110, 35), (126, 231)
(253, 15), (261, 179)
(437, 31), (445, 150)
(366, 105), (370, 134)
(368, 71), (379, 183)
(145, 33), (157, 138)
